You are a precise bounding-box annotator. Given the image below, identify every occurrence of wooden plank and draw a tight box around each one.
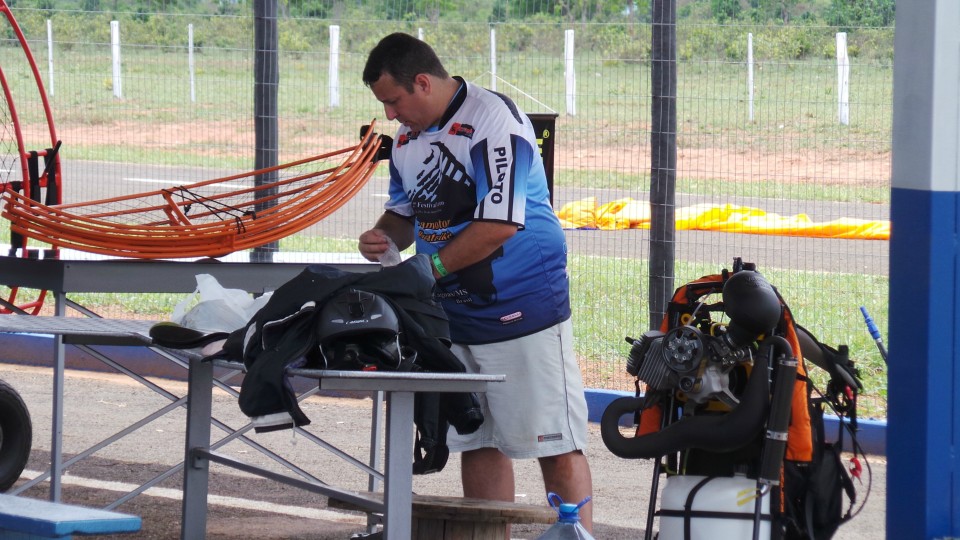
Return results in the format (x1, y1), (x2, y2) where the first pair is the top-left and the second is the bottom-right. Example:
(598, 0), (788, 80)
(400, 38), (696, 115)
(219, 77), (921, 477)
(328, 491), (556, 524)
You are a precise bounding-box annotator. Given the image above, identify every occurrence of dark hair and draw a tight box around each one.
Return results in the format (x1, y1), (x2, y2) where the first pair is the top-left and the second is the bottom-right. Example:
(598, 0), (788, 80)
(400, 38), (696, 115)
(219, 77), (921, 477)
(363, 33), (449, 92)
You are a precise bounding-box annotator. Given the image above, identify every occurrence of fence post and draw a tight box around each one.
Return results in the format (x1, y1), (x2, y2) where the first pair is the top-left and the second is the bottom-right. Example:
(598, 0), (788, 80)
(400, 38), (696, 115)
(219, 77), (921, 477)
(188, 24), (196, 103)
(46, 19), (54, 97)
(837, 32), (849, 125)
(329, 25), (340, 108)
(418, 27), (423, 40)
(110, 20), (122, 99)
(490, 27), (497, 91)
(564, 29), (576, 116)
(747, 32), (754, 122)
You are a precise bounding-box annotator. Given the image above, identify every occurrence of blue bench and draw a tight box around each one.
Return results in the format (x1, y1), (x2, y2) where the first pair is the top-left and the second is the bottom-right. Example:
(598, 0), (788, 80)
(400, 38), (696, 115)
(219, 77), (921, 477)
(0, 494), (141, 539)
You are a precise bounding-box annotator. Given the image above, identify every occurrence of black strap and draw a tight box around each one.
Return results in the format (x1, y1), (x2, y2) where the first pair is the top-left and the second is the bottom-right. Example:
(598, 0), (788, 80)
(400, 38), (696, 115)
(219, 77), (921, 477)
(27, 150), (41, 203)
(660, 509), (772, 521)
(684, 477), (715, 540)
(43, 141), (62, 206)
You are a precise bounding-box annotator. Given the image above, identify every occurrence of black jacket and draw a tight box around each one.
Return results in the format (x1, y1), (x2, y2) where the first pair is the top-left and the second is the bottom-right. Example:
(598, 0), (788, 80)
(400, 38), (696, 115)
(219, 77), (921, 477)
(221, 254), (483, 473)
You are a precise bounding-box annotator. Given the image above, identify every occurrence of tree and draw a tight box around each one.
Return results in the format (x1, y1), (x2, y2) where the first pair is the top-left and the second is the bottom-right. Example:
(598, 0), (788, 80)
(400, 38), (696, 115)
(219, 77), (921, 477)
(711, 0), (741, 23)
(825, 0), (894, 28)
(749, 0), (797, 23)
(508, 0), (629, 21)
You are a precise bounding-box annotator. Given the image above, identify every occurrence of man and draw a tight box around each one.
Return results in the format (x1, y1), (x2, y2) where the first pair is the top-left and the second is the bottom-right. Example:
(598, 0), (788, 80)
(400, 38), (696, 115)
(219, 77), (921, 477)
(357, 33), (593, 532)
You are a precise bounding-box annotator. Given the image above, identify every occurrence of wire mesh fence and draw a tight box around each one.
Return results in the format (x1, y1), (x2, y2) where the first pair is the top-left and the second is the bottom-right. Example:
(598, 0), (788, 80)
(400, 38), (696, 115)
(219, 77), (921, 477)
(0, 2), (892, 414)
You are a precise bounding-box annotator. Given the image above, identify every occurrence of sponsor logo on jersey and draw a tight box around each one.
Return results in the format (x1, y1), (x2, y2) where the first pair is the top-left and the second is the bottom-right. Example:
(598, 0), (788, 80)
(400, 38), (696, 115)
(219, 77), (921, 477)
(396, 131), (421, 148)
(448, 122), (475, 139)
(499, 311), (523, 323)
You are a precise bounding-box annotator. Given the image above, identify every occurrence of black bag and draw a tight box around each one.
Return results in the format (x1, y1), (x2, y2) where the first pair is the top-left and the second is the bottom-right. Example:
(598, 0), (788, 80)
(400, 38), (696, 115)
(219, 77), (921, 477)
(778, 327), (862, 540)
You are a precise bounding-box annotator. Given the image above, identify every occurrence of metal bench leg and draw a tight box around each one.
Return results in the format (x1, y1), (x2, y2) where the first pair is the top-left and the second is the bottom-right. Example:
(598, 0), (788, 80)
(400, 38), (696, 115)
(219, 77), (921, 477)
(181, 357), (213, 540)
(382, 390), (414, 540)
(50, 290), (67, 502)
(366, 390), (384, 534)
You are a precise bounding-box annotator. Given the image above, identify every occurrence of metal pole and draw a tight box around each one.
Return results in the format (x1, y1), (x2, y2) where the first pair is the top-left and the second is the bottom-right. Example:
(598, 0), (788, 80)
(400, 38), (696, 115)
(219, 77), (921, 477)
(110, 20), (122, 99)
(46, 19), (53, 97)
(252, 0), (279, 262)
(836, 32), (849, 125)
(188, 24), (196, 103)
(747, 32), (754, 122)
(490, 27), (497, 91)
(564, 29), (576, 116)
(889, 0), (960, 536)
(648, 0), (676, 329)
(328, 25), (340, 108)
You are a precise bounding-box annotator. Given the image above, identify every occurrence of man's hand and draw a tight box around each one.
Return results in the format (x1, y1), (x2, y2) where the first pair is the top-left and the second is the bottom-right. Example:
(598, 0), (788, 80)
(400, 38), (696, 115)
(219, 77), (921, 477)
(358, 213), (416, 262)
(358, 228), (392, 262)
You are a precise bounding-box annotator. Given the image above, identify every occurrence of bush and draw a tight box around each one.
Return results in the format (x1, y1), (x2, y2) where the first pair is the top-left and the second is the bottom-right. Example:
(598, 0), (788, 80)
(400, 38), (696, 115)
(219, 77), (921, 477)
(5, 6), (894, 63)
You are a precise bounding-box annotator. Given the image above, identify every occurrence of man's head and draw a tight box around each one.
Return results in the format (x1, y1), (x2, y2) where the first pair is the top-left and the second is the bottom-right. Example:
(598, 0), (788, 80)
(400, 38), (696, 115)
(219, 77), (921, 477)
(363, 33), (455, 132)
(362, 32), (448, 91)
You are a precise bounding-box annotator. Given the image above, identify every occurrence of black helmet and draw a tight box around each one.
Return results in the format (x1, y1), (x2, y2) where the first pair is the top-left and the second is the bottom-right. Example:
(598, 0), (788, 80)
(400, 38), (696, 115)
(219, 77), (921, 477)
(317, 289), (406, 370)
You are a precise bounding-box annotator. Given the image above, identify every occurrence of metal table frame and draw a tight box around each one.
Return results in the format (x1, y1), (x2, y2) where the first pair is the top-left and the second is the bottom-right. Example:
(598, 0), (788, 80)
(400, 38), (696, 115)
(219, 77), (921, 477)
(0, 254), (503, 539)
(182, 362), (501, 539)
(0, 253), (373, 502)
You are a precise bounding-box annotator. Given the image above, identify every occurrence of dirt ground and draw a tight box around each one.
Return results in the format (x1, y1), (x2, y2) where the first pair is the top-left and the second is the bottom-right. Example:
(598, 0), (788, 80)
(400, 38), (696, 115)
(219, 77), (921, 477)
(36, 119), (892, 189)
(2, 362), (887, 540)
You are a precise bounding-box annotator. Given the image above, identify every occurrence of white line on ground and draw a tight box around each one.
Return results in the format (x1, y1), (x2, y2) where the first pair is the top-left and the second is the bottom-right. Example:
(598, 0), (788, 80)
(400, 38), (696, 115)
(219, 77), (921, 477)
(20, 469), (367, 525)
(124, 178), (249, 190)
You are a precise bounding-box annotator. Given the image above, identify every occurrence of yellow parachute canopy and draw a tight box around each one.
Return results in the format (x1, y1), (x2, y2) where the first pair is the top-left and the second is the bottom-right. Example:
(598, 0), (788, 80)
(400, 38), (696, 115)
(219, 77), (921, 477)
(556, 199), (889, 240)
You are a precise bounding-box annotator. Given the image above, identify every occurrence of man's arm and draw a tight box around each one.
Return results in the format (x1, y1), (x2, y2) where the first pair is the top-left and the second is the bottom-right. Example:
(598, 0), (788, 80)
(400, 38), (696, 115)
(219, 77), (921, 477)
(431, 221), (517, 278)
(358, 212), (415, 262)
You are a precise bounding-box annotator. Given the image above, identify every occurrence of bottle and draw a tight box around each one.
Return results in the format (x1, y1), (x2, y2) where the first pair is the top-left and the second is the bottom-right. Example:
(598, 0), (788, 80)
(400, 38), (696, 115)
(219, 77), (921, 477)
(535, 493), (595, 540)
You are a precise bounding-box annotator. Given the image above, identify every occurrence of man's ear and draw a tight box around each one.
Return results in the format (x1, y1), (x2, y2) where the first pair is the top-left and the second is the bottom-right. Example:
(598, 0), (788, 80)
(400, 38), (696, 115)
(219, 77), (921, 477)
(413, 73), (431, 95)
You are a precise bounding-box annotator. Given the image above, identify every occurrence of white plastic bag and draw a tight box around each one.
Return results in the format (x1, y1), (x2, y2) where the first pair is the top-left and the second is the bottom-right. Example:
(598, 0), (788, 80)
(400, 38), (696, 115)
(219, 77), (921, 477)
(378, 236), (402, 267)
(171, 274), (272, 333)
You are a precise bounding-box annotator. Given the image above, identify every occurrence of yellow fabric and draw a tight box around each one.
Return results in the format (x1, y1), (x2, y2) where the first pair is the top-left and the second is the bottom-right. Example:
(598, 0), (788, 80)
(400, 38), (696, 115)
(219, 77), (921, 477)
(555, 199), (890, 240)
(556, 196), (598, 229)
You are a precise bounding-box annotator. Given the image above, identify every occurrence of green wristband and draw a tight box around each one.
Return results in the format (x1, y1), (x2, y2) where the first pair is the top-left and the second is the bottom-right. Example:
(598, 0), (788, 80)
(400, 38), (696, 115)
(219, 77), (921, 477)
(431, 252), (449, 277)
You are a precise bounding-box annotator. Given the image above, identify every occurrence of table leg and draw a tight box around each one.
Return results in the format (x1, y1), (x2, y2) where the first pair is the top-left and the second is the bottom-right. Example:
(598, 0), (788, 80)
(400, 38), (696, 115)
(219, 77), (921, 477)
(382, 391), (414, 540)
(49, 290), (67, 502)
(366, 390), (384, 534)
(181, 357), (213, 540)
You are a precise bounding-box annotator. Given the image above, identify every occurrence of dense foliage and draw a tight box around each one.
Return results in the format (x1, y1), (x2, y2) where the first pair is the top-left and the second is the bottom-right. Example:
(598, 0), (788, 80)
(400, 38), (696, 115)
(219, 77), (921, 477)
(7, 0), (894, 27)
(5, 0), (894, 62)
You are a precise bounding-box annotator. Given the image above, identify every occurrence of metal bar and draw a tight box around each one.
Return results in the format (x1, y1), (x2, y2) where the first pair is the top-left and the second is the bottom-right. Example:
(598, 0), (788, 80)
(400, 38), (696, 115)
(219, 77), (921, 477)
(198, 449), (384, 514)
(382, 391), (415, 539)
(50, 290), (65, 502)
(366, 390), (385, 533)
(181, 356), (213, 539)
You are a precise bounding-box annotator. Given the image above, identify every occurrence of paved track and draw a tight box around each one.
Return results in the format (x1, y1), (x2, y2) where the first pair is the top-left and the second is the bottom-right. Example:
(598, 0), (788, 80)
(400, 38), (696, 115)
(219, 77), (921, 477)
(60, 159), (890, 276)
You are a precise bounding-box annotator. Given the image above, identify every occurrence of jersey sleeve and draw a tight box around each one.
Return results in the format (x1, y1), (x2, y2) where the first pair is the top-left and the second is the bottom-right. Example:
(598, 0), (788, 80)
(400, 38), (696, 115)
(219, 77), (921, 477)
(469, 107), (540, 228)
(383, 154), (414, 218)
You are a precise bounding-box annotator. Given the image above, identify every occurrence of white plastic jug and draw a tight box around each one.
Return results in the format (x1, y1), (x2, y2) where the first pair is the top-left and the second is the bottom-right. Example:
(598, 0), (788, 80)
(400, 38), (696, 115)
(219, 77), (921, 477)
(658, 475), (770, 540)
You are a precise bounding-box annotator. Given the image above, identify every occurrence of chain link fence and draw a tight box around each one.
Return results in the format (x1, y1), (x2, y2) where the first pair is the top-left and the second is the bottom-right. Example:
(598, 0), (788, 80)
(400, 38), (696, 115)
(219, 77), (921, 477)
(1, 1), (892, 414)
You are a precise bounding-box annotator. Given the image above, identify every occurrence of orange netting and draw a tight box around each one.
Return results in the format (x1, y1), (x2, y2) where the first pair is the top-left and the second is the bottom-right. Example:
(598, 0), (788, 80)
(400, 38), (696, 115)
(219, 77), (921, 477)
(2, 124), (384, 259)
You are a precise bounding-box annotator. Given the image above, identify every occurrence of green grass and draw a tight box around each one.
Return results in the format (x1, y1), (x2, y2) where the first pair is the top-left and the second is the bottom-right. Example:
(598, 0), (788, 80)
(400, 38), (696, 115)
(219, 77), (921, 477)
(5, 46), (891, 186)
(556, 169), (890, 203)
(569, 254), (888, 417)
(0, 244), (887, 419)
(1, 25), (891, 417)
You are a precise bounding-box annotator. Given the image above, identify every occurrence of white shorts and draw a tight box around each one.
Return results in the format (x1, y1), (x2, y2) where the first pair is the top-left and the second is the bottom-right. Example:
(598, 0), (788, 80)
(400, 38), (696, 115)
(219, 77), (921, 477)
(445, 318), (589, 459)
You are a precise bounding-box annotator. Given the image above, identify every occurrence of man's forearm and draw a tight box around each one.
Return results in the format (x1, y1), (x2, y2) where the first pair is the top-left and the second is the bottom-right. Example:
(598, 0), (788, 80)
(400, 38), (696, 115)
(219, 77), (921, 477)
(375, 212), (416, 250)
(433, 221), (517, 276)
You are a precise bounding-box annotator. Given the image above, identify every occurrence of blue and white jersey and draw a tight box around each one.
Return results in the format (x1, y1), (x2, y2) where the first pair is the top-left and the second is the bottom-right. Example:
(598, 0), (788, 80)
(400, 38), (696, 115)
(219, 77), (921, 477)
(383, 78), (570, 344)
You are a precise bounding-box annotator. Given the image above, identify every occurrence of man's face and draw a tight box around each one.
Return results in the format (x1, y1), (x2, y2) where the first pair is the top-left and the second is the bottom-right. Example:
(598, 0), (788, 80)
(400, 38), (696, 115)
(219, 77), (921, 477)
(370, 73), (433, 132)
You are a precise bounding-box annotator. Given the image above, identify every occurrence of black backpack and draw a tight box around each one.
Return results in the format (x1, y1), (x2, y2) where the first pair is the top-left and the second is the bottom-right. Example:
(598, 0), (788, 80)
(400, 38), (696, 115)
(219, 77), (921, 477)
(780, 324), (866, 540)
